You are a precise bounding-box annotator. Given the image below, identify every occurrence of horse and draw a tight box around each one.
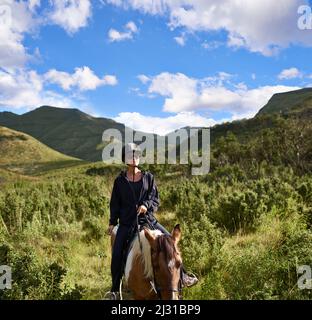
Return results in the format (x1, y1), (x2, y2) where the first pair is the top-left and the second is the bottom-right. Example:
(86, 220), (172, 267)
(111, 224), (183, 300)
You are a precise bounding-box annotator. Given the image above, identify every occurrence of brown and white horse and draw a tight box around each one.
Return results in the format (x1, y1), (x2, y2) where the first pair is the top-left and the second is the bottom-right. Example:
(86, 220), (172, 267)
(111, 224), (183, 300)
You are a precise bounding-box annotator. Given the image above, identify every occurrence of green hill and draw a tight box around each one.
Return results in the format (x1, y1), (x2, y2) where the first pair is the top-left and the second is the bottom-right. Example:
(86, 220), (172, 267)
(1, 88), (312, 165)
(256, 88), (312, 117)
(0, 126), (81, 175)
(0, 106), (157, 162)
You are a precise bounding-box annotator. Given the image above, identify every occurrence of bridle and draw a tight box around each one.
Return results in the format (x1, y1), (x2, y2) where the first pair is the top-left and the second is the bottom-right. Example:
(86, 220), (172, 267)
(150, 237), (183, 300)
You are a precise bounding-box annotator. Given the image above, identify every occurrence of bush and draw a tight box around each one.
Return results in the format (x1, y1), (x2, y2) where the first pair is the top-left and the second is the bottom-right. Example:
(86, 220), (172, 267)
(198, 209), (312, 300)
(83, 216), (105, 241)
(0, 245), (84, 300)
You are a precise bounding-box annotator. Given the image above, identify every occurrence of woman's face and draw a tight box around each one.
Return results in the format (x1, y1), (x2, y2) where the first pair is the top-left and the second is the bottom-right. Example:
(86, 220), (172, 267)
(125, 152), (140, 167)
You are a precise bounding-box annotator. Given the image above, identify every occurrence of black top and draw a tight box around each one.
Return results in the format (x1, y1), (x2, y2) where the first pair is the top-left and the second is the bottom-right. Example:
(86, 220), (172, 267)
(128, 178), (143, 204)
(109, 170), (159, 226)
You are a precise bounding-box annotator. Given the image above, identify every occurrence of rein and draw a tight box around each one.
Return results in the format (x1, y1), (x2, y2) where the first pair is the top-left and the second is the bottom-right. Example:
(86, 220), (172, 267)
(150, 237), (183, 300)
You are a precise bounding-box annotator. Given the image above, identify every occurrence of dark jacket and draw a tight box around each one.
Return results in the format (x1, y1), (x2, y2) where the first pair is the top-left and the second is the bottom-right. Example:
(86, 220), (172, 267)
(109, 169), (160, 227)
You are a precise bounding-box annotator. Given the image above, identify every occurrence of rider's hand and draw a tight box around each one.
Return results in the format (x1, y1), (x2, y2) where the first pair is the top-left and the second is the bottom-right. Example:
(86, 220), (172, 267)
(107, 224), (115, 235)
(137, 205), (147, 215)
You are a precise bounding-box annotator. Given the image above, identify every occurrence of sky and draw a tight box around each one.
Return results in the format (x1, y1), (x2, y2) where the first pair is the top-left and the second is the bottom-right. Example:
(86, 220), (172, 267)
(1, 0), (312, 135)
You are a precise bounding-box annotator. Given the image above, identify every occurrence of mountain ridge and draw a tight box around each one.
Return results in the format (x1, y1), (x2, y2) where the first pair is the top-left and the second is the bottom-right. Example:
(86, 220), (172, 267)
(1, 87), (312, 161)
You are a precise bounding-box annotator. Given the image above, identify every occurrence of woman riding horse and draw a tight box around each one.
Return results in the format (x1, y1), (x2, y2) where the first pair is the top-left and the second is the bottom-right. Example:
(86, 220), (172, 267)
(107, 142), (198, 300)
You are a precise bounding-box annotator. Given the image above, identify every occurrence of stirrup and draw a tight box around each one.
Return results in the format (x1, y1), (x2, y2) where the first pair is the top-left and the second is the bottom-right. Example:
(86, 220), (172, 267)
(103, 291), (120, 300)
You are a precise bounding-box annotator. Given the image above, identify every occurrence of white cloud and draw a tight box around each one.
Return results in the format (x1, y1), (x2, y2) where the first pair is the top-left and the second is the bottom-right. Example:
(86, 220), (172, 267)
(137, 74), (150, 84)
(45, 67), (118, 91)
(108, 0), (312, 55)
(174, 35), (185, 46)
(28, 0), (41, 12)
(0, 0), (92, 70)
(126, 21), (138, 33)
(0, 69), (75, 110)
(0, 0), (39, 69)
(142, 71), (300, 118)
(103, 74), (118, 86)
(106, 0), (170, 15)
(48, 0), (92, 34)
(113, 111), (217, 135)
(108, 21), (138, 42)
(0, 65), (118, 110)
(278, 67), (302, 80)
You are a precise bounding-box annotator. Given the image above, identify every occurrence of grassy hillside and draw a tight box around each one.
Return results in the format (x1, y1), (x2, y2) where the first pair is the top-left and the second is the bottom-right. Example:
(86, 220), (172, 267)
(1, 161), (312, 300)
(0, 126), (82, 175)
(0, 168), (36, 185)
(256, 88), (312, 117)
(0, 106), (158, 162)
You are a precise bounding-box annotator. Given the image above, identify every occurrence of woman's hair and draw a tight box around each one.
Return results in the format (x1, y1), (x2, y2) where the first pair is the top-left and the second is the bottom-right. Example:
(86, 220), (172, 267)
(121, 142), (141, 164)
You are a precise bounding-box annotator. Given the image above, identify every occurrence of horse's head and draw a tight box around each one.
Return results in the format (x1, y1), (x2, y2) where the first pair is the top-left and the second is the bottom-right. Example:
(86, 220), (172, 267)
(144, 224), (182, 300)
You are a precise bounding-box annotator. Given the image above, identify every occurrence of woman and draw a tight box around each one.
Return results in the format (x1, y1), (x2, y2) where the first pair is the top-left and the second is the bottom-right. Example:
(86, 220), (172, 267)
(107, 143), (198, 299)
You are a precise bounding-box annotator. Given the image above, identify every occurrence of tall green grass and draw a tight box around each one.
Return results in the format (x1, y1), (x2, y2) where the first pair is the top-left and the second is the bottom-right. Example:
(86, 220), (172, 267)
(1, 163), (312, 299)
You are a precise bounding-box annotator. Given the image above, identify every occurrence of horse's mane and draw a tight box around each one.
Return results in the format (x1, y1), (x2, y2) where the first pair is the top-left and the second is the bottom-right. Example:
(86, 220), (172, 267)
(155, 234), (180, 262)
(125, 229), (162, 281)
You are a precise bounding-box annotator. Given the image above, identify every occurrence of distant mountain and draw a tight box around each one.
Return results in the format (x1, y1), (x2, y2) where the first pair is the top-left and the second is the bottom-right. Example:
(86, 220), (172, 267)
(1, 88), (311, 163)
(0, 126), (80, 175)
(0, 106), (157, 161)
(256, 88), (312, 117)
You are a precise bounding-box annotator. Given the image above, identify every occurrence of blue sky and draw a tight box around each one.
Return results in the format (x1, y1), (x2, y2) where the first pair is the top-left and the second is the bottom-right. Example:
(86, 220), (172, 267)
(1, 0), (312, 134)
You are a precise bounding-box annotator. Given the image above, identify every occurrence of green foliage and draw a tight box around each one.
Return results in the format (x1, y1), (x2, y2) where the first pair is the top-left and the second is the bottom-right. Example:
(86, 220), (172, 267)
(1, 156), (312, 300)
(0, 177), (110, 235)
(0, 244), (84, 300)
(159, 166), (312, 300)
(208, 211), (312, 300)
(83, 216), (106, 241)
(180, 215), (224, 276)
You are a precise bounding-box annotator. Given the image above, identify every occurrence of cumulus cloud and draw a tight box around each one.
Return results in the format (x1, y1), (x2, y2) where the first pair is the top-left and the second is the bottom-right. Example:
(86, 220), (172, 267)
(0, 0), (93, 69)
(0, 0), (40, 69)
(107, 0), (312, 55)
(278, 67), (302, 80)
(113, 111), (217, 135)
(44, 67), (118, 91)
(48, 0), (92, 34)
(108, 21), (138, 42)
(0, 65), (118, 110)
(0, 68), (75, 110)
(141, 71), (300, 118)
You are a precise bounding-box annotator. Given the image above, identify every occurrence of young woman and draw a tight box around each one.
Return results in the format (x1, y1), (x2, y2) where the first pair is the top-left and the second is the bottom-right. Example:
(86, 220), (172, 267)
(107, 143), (198, 299)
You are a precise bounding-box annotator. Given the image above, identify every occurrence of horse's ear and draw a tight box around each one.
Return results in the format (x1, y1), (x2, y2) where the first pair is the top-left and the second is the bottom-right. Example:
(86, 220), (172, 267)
(171, 224), (181, 244)
(144, 227), (156, 247)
